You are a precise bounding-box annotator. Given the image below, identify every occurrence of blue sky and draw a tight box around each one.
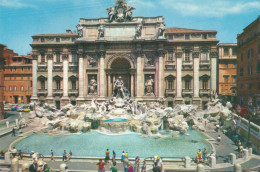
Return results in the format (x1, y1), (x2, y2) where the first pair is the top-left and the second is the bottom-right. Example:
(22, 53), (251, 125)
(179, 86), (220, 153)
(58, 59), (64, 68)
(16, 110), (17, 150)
(0, 0), (259, 55)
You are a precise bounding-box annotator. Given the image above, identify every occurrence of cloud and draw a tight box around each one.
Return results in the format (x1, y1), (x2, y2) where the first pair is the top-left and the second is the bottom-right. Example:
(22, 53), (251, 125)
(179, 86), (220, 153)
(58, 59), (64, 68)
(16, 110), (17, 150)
(160, 0), (260, 17)
(128, 0), (156, 8)
(0, 0), (36, 8)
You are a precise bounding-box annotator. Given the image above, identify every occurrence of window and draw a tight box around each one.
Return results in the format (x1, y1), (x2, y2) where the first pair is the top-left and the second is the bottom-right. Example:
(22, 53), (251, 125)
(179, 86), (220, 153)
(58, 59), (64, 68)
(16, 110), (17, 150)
(185, 51), (190, 62)
(21, 86), (24, 91)
(233, 63), (237, 68)
(240, 68), (244, 76)
(185, 101), (190, 105)
(40, 53), (45, 63)
(10, 68), (12, 72)
(258, 44), (260, 54)
(185, 80), (191, 89)
(72, 38), (75, 42)
(72, 54), (78, 63)
(71, 80), (76, 90)
(9, 86), (12, 91)
(168, 50), (174, 61)
(56, 52), (60, 63)
(249, 84), (252, 90)
(232, 48), (237, 56)
(248, 48), (253, 58)
(202, 79), (208, 89)
(241, 54), (243, 61)
(201, 52), (208, 61)
(257, 63), (260, 73)
(202, 34), (207, 39)
(168, 35), (173, 40)
(14, 68), (16, 72)
(225, 63), (228, 68)
(185, 34), (190, 40)
(41, 80), (45, 89)
(168, 80), (173, 89)
(258, 83), (260, 90)
(248, 65), (253, 75)
(14, 86), (17, 91)
(232, 76), (237, 83)
(240, 84), (243, 89)
(41, 38), (44, 42)
(56, 38), (60, 42)
(223, 75), (229, 83)
(21, 67), (24, 72)
(56, 80), (61, 90)
(224, 48), (229, 56)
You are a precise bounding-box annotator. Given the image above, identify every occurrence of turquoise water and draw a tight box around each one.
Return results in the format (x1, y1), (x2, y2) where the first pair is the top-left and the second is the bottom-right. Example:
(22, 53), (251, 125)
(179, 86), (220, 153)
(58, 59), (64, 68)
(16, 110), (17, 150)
(105, 118), (128, 122)
(15, 129), (211, 158)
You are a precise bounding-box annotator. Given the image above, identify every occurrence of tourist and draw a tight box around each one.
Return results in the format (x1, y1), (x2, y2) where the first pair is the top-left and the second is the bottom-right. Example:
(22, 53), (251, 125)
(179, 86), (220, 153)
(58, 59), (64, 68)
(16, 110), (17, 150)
(156, 156), (163, 171)
(141, 160), (146, 172)
(112, 150), (116, 163)
(238, 140), (242, 152)
(50, 149), (55, 161)
(110, 162), (117, 172)
(63, 150), (67, 161)
(0, 150), (5, 160)
(121, 151), (125, 162)
(96, 159), (107, 172)
(234, 135), (238, 144)
(125, 152), (129, 157)
(105, 149), (110, 163)
(204, 121), (207, 128)
(31, 151), (37, 161)
(217, 135), (221, 145)
(12, 127), (16, 136)
(152, 162), (161, 172)
(19, 124), (22, 133)
(202, 148), (207, 161)
(18, 150), (23, 160)
(134, 155), (140, 172)
(196, 149), (202, 163)
(29, 160), (38, 172)
(209, 151), (216, 158)
(128, 162), (134, 172)
(123, 156), (129, 172)
(11, 147), (17, 158)
(43, 164), (52, 172)
(65, 166), (69, 172)
(68, 150), (72, 160)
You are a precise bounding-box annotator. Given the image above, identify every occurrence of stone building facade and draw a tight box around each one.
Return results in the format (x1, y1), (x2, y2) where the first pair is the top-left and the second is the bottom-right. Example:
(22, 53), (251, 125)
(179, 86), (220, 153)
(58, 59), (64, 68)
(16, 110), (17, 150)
(0, 44), (5, 120)
(218, 43), (237, 103)
(31, 0), (218, 109)
(237, 16), (260, 107)
(3, 55), (32, 104)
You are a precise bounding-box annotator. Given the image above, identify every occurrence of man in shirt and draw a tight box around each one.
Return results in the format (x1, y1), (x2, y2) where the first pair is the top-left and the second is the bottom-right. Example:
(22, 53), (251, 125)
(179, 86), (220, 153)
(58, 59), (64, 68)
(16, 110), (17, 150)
(96, 159), (107, 172)
(11, 147), (17, 158)
(29, 160), (38, 172)
(110, 162), (117, 172)
(123, 156), (129, 172)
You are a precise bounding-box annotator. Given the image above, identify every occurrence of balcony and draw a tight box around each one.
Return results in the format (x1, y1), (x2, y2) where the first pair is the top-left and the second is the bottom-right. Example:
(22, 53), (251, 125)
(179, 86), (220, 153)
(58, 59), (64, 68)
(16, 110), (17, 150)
(165, 60), (176, 70)
(38, 62), (47, 71)
(53, 62), (63, 71)
(182, 60), (193, 70)
(165, 89), (176, 97)
(182, 89), (193, 96)
(69, 62), (78, 71)
(38, 89), (47, 96)
(199, 89), (210, 96)
(69, 62), (78, 66)
(69, 89), (78, 96)
(53, 89), (63, 96)
(200, 60), (210, 69)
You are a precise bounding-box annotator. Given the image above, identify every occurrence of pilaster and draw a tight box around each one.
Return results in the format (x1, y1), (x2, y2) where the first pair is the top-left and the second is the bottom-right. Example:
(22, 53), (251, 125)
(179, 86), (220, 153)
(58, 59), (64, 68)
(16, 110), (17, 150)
(98, 51), (106, 98)
(62, 53), (69, 100)
(46, 53), (53, 101)
(210, 51), (218, 93)
(193, 51), (200, 100)
(158, 50), (165, 98)
(136, 49), (143, 98)
(31, 54), (38, 101)
(175, 51), (184, 102)
(77, 51), (85, 100)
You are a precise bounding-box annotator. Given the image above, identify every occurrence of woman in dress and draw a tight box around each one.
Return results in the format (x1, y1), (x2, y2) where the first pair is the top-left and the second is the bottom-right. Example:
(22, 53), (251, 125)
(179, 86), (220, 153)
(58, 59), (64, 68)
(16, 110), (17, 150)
(202, 148), (207, 161)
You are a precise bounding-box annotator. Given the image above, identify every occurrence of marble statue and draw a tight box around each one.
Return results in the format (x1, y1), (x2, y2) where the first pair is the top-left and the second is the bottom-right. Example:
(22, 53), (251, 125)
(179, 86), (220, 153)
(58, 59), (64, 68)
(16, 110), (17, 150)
(98, 25), (104, 39)
(107, 7), (116, 22)
(88, 76), (97, 94)
(157, 23), (165, 38)
(145, 76), (154, 95)
(76, 24), (83, 38)
(113, 76), (125, 98)
(88, 56), (97, 67)
(135, 23), (142, 39)
(145, 54), (154, 66)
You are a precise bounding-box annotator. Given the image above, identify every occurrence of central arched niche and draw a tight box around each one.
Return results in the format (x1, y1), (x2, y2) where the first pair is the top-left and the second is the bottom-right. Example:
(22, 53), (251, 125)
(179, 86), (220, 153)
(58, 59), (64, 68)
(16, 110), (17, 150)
(110, 57), (131, 69)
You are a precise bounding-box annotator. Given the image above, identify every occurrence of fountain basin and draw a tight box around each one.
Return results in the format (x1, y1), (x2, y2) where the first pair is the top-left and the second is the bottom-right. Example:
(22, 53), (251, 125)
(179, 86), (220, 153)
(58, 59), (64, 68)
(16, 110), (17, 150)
(14, 129), (212, 158)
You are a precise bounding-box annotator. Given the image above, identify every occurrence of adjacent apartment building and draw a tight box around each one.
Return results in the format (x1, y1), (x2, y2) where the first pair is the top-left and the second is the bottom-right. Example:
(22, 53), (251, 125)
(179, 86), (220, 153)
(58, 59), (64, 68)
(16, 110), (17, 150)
(3, 55), (32, 104)
(0, 44), (5, 120)
(218, 43), (237, 104)
(237, 16), (260, 107)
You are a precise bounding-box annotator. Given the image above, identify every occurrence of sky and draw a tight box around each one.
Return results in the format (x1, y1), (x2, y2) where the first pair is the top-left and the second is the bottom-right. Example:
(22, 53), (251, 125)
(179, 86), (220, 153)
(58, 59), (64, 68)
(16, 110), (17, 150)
(0, 0), (259, 55)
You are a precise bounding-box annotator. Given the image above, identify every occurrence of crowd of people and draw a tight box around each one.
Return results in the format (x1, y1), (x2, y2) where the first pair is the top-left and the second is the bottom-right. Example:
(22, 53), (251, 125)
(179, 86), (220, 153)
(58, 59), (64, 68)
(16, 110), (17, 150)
(195, 148), (216, 163)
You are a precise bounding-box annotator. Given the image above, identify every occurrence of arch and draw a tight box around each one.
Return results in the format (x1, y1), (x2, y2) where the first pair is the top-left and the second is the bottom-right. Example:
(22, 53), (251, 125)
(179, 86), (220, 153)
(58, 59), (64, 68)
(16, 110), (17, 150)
(53, 75), (62, 81)
(165, 75), (176, 80)
(38, 75), (47, 81)
(182, 74), (193, 80)
(199, 74), (210, 80)
(69, 75), (78, 81)
(107, 54), (134, 69)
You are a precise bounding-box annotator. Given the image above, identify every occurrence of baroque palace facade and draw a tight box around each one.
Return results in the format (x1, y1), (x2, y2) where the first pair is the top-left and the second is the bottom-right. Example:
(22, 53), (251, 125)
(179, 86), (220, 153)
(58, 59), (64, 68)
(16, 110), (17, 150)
(31, 0), (218, 109)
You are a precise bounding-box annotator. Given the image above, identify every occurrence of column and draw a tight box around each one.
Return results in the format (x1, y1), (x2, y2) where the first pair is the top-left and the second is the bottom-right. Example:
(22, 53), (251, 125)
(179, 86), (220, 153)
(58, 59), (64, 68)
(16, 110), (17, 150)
(108, 74), (111, 97)
(99, 51), (106, 97)
(158, 51), (164, 98)
(31, 54), (38, 101)
(47, 54), (53, 99)
(62, 54), (69, 99)
(136, 51), (143, 97)
(210, 51), (218, 93)
(193, 52), (200, 98)
(131, 74), (134, 98)
(77, 54), (84, 99)
(176, 52), (183, 100)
